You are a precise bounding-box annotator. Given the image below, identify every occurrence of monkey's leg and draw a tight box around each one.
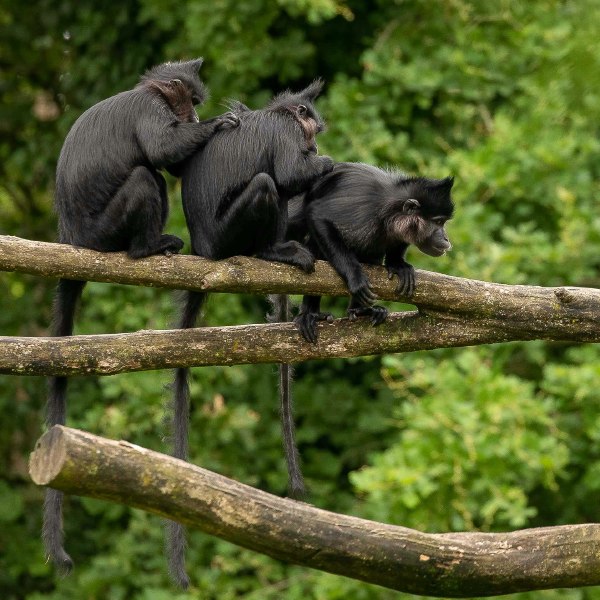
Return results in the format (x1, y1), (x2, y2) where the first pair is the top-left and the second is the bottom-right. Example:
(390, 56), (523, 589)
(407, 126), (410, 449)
(94, 167), (184, 258)
(215, 173), (314, 272)
(256, 180), (314, 273)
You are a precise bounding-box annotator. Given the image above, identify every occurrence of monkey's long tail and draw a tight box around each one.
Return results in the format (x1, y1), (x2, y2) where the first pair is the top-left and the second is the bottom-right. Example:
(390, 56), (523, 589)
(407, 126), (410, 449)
(166, 290), (207, 589)
(268, 294), (306, 498)
(43, 278), (85, 576)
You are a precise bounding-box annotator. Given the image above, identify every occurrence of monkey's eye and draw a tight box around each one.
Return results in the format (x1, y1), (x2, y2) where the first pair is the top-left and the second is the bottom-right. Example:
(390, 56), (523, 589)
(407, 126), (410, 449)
(297, 105), (307, 116)
(432, 217), (447, 225)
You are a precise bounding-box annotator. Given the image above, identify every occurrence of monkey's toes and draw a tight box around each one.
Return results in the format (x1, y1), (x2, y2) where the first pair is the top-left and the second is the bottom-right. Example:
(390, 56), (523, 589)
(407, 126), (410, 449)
(370, 306), (389, 326)
(294, 313), (318, 344)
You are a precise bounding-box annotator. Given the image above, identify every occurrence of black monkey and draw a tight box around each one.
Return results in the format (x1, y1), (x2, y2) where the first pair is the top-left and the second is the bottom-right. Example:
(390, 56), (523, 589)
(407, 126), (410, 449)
(288, 162), (454, 343)
(45, 59), (240, 576)
(167, 80), (333, 589)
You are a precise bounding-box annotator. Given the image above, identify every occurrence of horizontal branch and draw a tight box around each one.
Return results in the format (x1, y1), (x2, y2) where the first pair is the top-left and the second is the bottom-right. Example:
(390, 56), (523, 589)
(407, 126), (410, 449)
(29, 426), (600, 597)
(2, 302), (599, 376)
(3, 235), (600, 317)
(1, 235), (599, 375)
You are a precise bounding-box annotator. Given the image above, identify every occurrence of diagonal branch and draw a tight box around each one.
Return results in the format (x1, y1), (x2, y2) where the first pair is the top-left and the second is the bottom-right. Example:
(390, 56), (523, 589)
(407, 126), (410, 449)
(29, 426), (600, 598)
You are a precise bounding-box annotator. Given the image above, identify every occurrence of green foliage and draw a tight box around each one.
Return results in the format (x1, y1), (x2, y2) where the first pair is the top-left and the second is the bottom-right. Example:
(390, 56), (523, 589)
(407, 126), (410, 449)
(2, 0), (600, 598)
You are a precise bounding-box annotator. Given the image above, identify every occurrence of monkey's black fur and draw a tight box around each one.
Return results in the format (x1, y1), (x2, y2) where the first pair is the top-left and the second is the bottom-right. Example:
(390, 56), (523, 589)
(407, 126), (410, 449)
(45, 59), (240, 576)
(288, 162), (454, 343)
(167, 81), (333, 588)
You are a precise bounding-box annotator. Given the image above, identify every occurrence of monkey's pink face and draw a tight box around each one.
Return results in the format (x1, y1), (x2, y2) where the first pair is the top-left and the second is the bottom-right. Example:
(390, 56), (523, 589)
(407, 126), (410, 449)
(390, 214), (452, 256)
(301, 117), (319, 152)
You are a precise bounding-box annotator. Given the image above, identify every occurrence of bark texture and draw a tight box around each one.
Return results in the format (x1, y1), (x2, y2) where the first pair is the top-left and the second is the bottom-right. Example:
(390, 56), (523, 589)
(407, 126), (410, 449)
(1, 235), (599, 376)
(30, 426), (600, 598)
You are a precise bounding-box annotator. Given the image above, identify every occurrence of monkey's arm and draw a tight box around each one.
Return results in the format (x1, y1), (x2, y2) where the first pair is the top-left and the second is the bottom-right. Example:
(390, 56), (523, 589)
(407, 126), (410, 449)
(307, 216), (376, 307)
(385, 243), (415, 297)
(139, 112), (240, 169)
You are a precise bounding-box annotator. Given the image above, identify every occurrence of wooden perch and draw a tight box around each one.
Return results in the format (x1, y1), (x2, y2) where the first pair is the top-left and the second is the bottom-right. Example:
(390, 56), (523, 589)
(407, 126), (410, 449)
(1, 235), (600, 376)
(29, 426), (600, 597)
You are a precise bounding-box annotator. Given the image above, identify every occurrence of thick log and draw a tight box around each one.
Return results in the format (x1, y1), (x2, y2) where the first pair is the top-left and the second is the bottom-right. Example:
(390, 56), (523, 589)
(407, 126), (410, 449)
(29, 426), (600, 597)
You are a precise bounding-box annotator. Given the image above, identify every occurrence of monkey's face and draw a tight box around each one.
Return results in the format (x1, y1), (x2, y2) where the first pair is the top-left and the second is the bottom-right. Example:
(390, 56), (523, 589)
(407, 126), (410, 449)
(290, 105), (322, 152)
(149, 79), (198, 123)
(390, 199), (452, 256)
(416, 217), (452, 256)
(165, 79), (199, 123)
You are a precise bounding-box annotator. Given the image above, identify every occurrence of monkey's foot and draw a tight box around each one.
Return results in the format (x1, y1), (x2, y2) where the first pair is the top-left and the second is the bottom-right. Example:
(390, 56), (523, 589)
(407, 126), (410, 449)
(294, 311), (334, 344)
(128, 234), (184, 259)
(347, 305), (388, 326)
(386, 261), (415, 296)
(257, 241), (315, 273)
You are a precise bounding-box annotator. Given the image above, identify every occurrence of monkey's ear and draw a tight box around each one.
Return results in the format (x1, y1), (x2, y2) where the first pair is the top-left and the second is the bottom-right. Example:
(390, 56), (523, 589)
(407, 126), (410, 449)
(443, 176), (454, 189)
(302, 79), (324, 101)
(190, 58), (204, 72)
(403, 198), (421, 213)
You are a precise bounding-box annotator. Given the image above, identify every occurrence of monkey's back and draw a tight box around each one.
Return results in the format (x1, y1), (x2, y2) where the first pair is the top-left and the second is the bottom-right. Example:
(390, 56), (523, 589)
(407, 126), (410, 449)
(306, 162), (393, 260)
(180, 110), (287, 250)
(54, 90), (151, 243)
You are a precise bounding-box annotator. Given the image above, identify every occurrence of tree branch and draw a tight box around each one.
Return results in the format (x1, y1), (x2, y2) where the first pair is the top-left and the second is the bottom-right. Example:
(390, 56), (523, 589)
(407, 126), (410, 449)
(29, 426), (600, 597)
(1, 235), (599, 376)
(2, 234), (599, 315)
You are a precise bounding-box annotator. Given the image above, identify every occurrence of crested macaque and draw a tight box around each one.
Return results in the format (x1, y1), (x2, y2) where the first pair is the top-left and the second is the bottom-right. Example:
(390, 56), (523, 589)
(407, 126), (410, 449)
(45, 59), (240, 576)
(167, 80), (333, 589)
(288, 162), (454, 343)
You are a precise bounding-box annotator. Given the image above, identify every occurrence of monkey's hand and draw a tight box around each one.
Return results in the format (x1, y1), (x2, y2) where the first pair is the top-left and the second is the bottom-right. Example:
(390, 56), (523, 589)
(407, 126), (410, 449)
(347, 305), (389, 326)
(294, 310), (334, 344)
(319, 155), (335, 175)
(386, 259), (416, 297)
(216, 111), (240, 130)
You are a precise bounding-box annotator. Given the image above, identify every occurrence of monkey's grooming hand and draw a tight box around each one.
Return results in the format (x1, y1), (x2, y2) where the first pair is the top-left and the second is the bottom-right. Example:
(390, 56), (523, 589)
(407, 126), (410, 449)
(216, 111), (240, 130)
(347, 305), (389, 326)
(386, 259), (416, 297)
(319, 155), (335, 175)
(294, 310), (334, 344)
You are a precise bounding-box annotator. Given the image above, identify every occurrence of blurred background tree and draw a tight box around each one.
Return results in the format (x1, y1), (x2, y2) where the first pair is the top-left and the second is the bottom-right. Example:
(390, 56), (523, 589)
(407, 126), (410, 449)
(1, 0), (600, 598)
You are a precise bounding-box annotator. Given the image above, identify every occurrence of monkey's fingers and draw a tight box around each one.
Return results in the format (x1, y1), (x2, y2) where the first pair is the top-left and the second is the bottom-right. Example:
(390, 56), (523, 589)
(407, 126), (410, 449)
(218, 112), (241, 129)
(397, 269), (416, 297)
(355, 285), (378, 307)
